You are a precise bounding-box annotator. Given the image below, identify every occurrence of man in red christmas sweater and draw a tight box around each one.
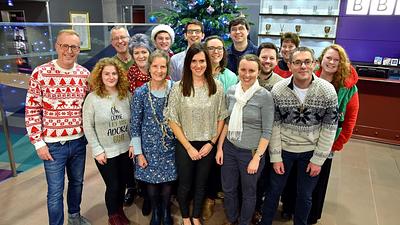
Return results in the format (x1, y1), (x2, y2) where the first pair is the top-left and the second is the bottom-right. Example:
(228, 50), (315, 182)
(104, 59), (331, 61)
(25, 29), (91, 225)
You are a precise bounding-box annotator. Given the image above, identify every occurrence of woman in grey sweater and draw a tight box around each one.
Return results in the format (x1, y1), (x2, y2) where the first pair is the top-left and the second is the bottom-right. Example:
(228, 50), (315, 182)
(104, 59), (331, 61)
(216, 54), (274, 225)
(82, 58), (131, 225)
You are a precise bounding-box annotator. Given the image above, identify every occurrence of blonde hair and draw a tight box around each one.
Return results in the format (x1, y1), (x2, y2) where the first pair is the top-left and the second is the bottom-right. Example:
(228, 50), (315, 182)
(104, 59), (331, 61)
(57, 29), (80, 39)
(90, 58), (130, 100)
(318, 44), (351, 89)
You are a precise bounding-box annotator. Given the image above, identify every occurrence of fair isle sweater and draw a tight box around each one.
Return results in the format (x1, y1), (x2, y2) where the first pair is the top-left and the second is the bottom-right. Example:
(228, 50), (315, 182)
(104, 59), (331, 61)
(269, 75), (338, 166)
(25, 60), (90, 150)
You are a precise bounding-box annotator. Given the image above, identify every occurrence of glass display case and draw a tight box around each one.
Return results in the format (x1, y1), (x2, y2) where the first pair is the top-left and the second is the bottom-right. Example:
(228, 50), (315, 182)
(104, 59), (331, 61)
(258, 0), (341, 57)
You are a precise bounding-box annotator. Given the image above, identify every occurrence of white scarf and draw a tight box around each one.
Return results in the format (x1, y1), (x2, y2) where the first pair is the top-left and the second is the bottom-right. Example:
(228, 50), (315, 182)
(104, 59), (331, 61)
(228, 79), (262, 141)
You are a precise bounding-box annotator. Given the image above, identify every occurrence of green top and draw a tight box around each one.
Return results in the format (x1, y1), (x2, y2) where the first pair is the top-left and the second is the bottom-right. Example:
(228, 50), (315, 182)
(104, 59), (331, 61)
(215, 68), (238, 93)
(113, 55), (134, 72)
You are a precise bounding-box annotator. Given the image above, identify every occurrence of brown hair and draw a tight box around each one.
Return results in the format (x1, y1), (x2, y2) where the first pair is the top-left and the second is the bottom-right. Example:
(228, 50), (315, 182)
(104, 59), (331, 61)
(181, 43), (216, 97)
(204, 35), (227, 73)
(257, 42), (279, 58)
(229, 17), (250, 31)
(318, 44), (351, 89)
(280, 32), (300, 47)
(239, 54), (262, 72)
(185, 19), (204, 33)
(90, 57), (129, 100)
(147, 49), (171, 77)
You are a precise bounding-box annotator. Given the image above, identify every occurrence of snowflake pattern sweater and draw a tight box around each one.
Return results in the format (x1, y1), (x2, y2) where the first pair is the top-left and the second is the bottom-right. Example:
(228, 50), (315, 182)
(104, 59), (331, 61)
(25, 60), (90, 150)
(269, 75), (339, 166)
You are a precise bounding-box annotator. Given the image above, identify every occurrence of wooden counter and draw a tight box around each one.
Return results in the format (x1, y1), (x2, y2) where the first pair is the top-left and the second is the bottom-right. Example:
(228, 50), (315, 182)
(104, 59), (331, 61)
(353, 76), (400, 145)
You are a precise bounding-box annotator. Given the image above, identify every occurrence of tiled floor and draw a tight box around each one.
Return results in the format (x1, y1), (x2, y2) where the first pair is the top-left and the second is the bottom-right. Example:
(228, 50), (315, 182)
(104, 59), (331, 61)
(0, 138), (399, 225)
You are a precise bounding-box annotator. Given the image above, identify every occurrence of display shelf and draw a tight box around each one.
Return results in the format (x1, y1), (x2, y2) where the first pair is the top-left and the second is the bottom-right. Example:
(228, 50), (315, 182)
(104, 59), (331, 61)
(258, 0), (341, 57)
(258, 34), (336, 40)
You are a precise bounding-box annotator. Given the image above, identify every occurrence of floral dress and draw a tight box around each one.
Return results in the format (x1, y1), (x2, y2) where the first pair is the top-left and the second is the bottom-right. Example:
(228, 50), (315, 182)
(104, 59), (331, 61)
(130, 80), (177, 183)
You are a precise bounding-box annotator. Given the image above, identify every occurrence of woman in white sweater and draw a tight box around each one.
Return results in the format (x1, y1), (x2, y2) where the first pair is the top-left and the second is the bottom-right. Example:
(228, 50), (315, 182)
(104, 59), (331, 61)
(83, 57), (131, 225)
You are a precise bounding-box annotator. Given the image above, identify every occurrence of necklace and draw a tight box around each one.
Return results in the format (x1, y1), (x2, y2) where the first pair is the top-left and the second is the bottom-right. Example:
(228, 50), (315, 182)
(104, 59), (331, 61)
(147, 81), (173, 150)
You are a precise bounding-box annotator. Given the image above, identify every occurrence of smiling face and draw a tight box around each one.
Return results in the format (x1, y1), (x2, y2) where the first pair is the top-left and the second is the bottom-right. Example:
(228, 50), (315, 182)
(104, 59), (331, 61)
(133, 46), (150, 69)
(55, 33), (80, 69)
(154, 31), (172, 51)
(238, 59), (260, 91)
(111, 28), (130, 54)
(101, 65), (119, 91)
(320, 48), (340, 75)
(190, 51), (207, 79)
(289, 51), (316, 87)
(206, 38), (224, 66)
(185, 24), (204, 47)
(230, 23), (249, 44)
(149, 56), (168, 82)
(280, 40), (297, 62)
(259, 48), (278, 75)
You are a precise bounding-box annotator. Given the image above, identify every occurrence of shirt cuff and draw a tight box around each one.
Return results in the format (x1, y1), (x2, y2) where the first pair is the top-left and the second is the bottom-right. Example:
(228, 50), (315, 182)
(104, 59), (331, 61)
(34, 140), (47, 150)
(131, 137), (142, 155)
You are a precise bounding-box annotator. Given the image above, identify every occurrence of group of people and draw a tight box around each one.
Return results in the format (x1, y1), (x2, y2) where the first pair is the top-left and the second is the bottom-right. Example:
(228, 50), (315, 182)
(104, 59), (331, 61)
(24, 16), (359, 225)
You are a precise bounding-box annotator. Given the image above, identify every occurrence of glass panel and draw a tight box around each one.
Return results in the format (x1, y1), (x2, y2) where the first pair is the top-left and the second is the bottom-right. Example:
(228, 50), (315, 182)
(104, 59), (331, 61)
(0, 22), (155, 172)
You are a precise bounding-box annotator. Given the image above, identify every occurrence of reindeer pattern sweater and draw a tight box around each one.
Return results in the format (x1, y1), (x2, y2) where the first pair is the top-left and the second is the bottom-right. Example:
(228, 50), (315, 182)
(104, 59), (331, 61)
(25, 60), (90, 150)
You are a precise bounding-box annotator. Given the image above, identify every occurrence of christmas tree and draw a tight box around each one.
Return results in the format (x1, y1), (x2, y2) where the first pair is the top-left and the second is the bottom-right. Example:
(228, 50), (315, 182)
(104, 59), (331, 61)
(150, 0), (247, 53)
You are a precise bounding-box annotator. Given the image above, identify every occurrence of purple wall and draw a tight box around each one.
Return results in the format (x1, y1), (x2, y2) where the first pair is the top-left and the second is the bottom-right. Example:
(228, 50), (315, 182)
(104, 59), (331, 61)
(336, 0), (400, 64)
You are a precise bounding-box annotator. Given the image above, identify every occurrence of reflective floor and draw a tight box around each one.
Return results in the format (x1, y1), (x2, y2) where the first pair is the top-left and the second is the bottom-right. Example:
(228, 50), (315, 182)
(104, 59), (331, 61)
(0, 138), (399, 225)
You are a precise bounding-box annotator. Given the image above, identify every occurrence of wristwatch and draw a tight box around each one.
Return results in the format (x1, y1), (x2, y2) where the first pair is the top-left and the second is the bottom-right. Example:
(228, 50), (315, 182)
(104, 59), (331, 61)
(207, 140), (216, 147)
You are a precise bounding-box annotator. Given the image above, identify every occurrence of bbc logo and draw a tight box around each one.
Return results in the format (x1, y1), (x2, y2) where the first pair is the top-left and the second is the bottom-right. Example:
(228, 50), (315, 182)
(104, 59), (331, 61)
(347, 0), (400, 15)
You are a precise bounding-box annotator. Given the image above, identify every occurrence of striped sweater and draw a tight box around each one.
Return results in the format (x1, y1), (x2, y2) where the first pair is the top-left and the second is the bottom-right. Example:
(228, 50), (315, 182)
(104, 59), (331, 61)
(269, 75), (338, 166)
(25, 60), (90, 150)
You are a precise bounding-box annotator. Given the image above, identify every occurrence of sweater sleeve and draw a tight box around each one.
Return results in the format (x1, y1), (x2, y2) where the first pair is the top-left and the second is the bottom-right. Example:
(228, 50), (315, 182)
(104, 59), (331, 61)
(130, 88), (145, 154)
(311, 89), (338, 166)
(261, 91), (274, 141)
(82, 94), (105, 157)
(25, 69), (46, 150)
(332, 92), (359, 151)
(269, 91), (283, 163)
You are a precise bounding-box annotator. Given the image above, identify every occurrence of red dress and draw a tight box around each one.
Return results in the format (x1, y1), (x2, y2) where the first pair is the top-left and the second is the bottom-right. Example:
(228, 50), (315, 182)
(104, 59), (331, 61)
(126, 64), (150, 94)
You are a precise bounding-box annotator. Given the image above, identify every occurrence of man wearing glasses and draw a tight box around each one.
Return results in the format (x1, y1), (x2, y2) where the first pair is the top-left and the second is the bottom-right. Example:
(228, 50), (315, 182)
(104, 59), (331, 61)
(110, 26), (133, 71)
(227, 17), (258, 74)
(25, 29), (91, 225)
(260, 47), (338, 225)
(170, 19), (205, 81)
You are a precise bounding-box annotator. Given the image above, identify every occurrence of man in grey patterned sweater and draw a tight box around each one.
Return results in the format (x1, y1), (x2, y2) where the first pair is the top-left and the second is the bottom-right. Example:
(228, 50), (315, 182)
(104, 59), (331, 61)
(260, 47), (338, 225)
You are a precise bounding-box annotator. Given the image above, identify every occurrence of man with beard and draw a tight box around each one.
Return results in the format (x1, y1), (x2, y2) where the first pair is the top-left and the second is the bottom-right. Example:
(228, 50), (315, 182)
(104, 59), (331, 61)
(257, 42), (283, 91)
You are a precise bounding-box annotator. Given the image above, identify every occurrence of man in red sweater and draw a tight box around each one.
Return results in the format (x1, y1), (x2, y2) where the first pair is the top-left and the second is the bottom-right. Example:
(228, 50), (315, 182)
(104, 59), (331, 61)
(25, 29), (91, 225)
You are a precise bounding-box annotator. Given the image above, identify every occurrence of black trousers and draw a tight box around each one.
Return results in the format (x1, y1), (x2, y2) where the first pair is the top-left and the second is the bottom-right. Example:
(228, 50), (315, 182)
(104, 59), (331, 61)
(206, 146), (220, 199)
(281, 161), (297, 214)
(96, 151), (131, 215)
(175, 141), (214, 218)
(308, 158), (333, 223)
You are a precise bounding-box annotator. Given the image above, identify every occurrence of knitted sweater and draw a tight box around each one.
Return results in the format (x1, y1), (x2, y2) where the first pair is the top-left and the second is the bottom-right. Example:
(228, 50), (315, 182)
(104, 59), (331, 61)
(83, 92), (131, 158)
(269, 75), (338, 166)
(25, 60), (90, 150)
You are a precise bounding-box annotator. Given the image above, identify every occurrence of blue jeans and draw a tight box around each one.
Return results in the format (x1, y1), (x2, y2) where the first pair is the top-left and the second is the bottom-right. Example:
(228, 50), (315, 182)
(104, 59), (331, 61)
(43, 136), (87, 225)
(260, 150), (319, 225)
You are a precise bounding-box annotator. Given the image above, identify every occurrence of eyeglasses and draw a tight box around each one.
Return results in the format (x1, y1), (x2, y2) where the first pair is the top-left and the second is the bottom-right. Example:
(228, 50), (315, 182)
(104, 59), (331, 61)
(111, 36), (129, 41)
(207, 46), (224, 52)
(57, 43), (80, 52)
(291, 59), (314, 67)
(186, 29), (202, 35)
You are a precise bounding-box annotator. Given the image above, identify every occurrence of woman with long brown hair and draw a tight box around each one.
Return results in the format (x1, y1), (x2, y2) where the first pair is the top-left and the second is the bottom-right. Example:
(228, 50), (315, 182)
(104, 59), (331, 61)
(165, 43), (227, 225)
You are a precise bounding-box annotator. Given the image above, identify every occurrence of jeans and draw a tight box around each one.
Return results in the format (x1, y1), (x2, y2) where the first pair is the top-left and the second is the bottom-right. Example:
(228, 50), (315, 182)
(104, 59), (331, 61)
(43, 136), (87, 225)
(260, 150), (319, 225)
(96, 151), (131, 215)
(221, 139), (265, 225)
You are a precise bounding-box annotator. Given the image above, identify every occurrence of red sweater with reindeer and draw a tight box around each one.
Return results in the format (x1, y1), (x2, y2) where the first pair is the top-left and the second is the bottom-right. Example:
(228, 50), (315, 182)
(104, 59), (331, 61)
(25, 60), (90, 150)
